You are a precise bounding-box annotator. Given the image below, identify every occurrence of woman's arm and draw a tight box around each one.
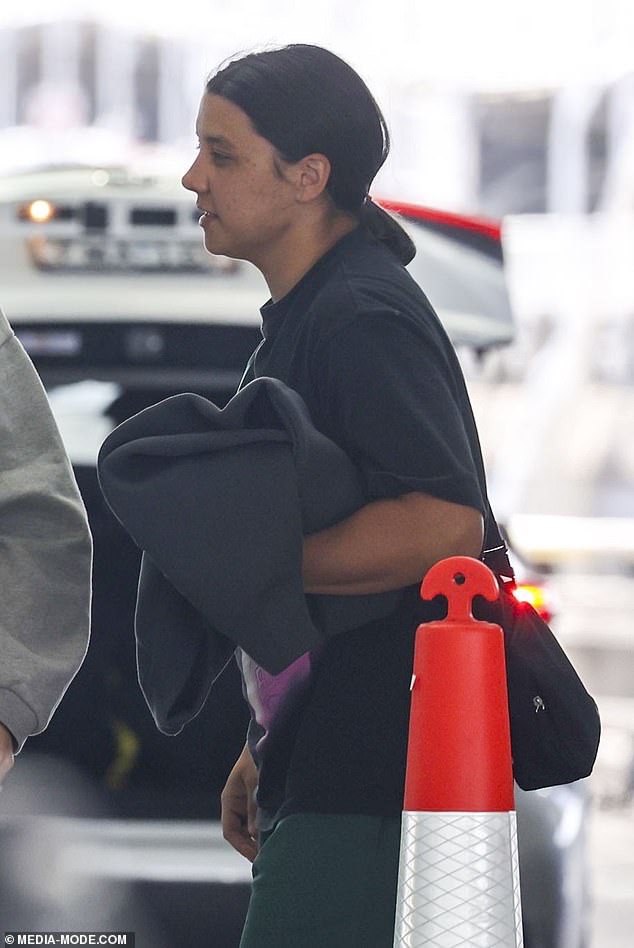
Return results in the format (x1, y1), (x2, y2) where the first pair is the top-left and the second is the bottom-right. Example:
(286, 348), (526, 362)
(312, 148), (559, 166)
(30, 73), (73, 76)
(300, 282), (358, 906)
(303, 491), (483, 596)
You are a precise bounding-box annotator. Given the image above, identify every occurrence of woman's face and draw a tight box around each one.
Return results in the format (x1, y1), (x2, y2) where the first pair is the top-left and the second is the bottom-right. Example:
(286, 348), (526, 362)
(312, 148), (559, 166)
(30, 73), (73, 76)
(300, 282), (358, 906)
(182, 94), (298, 266)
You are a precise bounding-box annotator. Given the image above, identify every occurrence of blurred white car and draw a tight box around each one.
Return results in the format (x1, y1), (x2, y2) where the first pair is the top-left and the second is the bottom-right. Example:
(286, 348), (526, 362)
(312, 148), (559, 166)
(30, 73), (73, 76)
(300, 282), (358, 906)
(0, 165), (590, 948)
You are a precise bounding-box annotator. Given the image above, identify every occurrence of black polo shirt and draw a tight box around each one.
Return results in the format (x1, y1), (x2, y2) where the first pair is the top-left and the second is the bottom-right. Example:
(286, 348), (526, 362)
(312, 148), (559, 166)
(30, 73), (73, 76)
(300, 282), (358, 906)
(238, 225), (487, 824)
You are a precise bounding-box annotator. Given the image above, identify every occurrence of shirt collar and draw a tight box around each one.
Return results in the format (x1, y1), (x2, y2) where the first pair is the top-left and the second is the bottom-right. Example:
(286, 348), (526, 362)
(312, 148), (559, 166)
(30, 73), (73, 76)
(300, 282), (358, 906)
(259, 226), (367, 338)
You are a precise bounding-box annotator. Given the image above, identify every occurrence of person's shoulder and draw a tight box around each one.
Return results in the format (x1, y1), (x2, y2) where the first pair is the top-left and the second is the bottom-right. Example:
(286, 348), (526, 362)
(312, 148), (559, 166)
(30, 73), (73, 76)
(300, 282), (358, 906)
(308, 232), (440, 343)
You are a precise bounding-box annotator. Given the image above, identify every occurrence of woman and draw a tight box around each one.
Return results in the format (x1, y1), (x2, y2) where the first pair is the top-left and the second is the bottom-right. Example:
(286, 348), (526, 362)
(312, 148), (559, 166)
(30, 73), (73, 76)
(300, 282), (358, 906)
(182, 44), (486, 947)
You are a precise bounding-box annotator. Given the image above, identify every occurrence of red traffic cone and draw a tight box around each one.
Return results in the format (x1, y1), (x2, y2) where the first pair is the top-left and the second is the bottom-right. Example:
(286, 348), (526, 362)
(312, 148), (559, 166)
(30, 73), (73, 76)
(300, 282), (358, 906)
(393, 556), (523, 947)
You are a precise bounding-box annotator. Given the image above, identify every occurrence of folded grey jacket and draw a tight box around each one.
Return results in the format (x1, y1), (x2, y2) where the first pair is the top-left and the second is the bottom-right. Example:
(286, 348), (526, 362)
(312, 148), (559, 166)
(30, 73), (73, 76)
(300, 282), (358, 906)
(97, 377), (402, 734)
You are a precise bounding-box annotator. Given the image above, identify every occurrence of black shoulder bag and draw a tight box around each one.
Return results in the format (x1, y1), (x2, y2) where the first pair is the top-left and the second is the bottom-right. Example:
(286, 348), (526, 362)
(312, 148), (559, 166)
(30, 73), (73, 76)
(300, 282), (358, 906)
(480, 508), (601, 791)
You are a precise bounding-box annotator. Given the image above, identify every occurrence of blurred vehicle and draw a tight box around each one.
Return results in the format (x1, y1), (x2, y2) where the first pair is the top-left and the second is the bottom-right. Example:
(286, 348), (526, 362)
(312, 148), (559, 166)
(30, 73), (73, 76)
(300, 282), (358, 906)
(0, 163), (239, 273)
(505, 525), (557, 624)
(0, 165), (589, 948)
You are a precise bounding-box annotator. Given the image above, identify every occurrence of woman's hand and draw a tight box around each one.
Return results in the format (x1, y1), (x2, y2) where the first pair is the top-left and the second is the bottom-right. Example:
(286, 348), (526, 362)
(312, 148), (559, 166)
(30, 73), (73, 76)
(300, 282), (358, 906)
(221, 742), (259, 862)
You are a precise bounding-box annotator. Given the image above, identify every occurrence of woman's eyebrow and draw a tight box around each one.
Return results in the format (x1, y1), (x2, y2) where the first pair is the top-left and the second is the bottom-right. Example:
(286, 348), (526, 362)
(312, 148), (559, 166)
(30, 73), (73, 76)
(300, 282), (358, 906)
(201, 134), (236, 151)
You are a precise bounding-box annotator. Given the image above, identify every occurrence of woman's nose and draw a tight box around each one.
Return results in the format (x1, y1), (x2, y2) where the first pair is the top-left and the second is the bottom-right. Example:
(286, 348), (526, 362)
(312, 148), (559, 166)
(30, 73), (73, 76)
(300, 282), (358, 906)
(181, 158), (199, 193)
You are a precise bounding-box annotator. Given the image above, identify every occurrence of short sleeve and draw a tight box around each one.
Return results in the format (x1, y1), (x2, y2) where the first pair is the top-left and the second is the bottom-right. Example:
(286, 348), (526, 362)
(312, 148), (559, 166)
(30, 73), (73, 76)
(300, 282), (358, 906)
(314, 308), (486, 515)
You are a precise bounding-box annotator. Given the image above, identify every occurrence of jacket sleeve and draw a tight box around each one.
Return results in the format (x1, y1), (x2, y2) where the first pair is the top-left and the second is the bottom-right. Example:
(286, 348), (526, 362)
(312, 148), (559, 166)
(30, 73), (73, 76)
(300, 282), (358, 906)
(0, 308), (92, 752)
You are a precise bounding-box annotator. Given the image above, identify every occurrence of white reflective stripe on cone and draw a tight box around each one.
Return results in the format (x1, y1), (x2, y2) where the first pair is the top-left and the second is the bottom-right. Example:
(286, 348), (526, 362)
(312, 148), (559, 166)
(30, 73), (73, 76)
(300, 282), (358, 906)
(393, 810), (523, 948)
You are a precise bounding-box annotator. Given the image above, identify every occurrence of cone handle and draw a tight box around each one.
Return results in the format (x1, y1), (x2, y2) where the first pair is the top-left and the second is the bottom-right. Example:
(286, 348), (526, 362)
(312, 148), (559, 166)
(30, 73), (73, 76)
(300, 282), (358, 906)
(420, 555), (499, 623)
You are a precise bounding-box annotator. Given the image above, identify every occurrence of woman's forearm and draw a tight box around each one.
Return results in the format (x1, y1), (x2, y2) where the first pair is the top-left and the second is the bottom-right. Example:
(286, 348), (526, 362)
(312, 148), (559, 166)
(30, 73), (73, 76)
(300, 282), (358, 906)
(302, 491), (484, 595)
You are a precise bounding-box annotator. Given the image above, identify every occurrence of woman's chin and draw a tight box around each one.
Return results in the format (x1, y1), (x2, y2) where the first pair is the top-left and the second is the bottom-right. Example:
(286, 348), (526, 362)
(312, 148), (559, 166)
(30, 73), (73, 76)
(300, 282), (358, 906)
(203, 234), (228, 256)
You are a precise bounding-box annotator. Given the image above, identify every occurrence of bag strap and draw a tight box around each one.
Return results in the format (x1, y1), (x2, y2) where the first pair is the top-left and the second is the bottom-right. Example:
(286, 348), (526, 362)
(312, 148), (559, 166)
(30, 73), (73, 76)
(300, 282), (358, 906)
(482, 501), (516, 587)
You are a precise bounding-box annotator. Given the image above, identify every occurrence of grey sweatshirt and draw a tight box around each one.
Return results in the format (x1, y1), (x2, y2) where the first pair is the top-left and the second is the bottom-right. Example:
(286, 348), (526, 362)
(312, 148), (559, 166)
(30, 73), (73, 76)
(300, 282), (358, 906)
(0, 307), (92, 752)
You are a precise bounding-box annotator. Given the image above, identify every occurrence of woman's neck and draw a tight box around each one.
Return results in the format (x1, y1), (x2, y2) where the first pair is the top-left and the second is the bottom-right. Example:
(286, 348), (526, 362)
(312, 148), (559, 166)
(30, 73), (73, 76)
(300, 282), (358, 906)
(259, 213), (359, 302)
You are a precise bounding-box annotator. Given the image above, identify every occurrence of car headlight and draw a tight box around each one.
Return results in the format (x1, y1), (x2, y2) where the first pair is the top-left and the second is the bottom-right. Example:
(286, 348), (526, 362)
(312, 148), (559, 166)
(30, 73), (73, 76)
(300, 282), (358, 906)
(20, 199), (55, 223)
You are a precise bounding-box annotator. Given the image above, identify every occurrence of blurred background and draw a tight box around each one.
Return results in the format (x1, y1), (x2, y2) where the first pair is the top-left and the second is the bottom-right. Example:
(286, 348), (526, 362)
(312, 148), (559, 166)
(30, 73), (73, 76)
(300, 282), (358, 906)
(0, 2), (633, 946)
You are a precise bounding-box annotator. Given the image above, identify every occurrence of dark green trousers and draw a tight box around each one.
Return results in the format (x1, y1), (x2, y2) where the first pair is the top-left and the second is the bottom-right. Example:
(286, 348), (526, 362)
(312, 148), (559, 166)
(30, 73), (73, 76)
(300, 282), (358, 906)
(239, 813), (402, 948)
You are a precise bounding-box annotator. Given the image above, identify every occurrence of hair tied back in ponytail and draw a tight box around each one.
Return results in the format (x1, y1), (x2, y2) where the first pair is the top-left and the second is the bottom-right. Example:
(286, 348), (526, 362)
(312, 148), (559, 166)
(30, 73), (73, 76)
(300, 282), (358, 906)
(360, 196), (417, 266)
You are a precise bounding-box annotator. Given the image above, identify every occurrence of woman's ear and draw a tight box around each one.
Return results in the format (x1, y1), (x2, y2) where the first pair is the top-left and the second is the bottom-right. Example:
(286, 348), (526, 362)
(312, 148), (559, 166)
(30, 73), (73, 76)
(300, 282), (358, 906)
(295, 153), (331, 204)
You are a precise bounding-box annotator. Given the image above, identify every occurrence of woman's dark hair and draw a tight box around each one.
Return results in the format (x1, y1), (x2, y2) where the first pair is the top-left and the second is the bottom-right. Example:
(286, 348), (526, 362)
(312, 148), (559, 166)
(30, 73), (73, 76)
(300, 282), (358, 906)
(206, 44), (415, 265)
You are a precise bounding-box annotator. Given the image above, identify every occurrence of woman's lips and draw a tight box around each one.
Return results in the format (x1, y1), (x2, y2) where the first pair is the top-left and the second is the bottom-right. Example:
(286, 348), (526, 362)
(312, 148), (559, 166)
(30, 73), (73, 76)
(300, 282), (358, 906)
(198, 210), (218, 227)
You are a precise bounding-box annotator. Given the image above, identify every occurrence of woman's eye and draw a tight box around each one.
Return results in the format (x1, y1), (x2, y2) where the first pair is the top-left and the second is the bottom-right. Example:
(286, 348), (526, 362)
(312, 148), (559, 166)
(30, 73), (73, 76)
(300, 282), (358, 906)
(212, 152), (231, 165)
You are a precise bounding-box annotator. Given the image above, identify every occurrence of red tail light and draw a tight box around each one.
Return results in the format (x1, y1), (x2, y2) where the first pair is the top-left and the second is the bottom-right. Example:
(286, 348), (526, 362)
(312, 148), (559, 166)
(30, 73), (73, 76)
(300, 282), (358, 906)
(511, 583), (553, 623)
